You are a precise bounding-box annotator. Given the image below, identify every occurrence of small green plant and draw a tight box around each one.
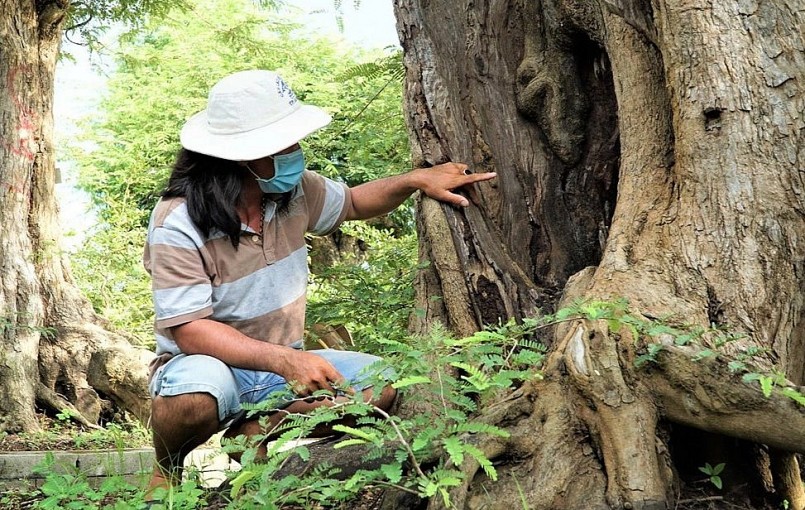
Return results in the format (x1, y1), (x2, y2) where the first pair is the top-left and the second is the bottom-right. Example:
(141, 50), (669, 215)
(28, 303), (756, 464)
(0, 484), (41, 509)
(220, 318), (545, 508)
(55, 408), (77, 423)
(307, 221), (418, 353)
(30, 453), (145, 509)
(0, 417), (150, 453)
(511, 472), (531, 510)
(698, 462), (725, 490)
(0, 313), (58, 340)
(741, 372), (805, 407)
(147, 478), (208, 510)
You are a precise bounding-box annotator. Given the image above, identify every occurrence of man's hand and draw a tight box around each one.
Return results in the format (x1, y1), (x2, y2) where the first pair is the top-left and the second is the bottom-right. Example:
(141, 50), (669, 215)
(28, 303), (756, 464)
(281, 350), (347, 396)
(172, 319), (350, 396)
(347, 161), (497, 220)
(413, 162), (497, 208)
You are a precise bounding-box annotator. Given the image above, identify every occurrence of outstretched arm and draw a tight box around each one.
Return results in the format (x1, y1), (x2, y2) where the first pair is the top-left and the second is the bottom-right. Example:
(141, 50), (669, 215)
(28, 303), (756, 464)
(345, 162), (496, 221)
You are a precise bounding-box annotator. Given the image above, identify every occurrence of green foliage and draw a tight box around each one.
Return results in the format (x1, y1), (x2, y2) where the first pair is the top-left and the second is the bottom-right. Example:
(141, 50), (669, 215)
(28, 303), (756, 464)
(30, 453), (148, 510)
(780, 387), (805, 406)
(307, 222), (418, 353)
(0, 484), (40, 510)
(55, 409), (77, 423)
(0, 314), (57, 340)
(511, 472), (531, 510)
(73, 0), (407, 227)
(69, 0), (410, 345)
(74, 0), (334, 226)
(213, 318), (544, 508)
(12, 295), (801, 508)
(68, 201), (155, 346)
(76, 422), (151, 451)
(12, 449), (204, 509)
(65, 0), (182, 49)
(147, 479), (208, 509)
(742, 371), (805, 406)
(635, 343), (665, 368)
(698, 462), (725, 490)
(0, 418), (150, 453)
(339, 51), (404, 82)
(308, 51), (412, 232)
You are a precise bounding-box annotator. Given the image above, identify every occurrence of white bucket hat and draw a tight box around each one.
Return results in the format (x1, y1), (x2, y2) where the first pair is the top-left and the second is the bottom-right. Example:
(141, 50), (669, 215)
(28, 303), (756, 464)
(180, 70), (332, 161)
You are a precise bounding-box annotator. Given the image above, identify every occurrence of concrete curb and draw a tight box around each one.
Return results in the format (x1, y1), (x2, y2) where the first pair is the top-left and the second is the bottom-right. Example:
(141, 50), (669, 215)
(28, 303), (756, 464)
(0, 448), (154, 488)
(0, 446), (243, 490)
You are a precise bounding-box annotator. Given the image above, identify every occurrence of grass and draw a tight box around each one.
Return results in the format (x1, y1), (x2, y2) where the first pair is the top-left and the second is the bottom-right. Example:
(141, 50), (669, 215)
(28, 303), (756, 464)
(0, 413), (150, 452)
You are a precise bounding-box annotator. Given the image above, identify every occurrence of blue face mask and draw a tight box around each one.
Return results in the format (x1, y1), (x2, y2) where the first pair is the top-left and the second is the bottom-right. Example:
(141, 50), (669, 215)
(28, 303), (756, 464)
(247, 148), (306, 194)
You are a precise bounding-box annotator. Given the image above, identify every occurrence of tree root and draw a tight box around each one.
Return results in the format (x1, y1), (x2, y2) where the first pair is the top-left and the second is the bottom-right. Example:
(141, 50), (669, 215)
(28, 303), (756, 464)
(561, 318), (805, 508)
(87, 344), (152, 425)
(562, 320), (674, 507)
(38, 322), (153, 427)
(272, 436), (397, 480)
(428, 380), (608, 509)
(769, 450), (805, 510)
(35, 382), (101, 429)
(647, 345), (805, 454)
(258, 316), (805, 510)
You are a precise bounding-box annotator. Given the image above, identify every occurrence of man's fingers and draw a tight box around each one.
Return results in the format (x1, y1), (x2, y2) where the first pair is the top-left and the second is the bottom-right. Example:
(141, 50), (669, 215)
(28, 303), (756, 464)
(292, 381), (311, 396)
(316, 366), (346, 394)
(463, 171), (496, 183)
(419, 162), (495, 207)
(323, 363), (346, 384)
(430, 189), (470, 207)
(437, 163), (495, 181)
(286, 353), (352, 397)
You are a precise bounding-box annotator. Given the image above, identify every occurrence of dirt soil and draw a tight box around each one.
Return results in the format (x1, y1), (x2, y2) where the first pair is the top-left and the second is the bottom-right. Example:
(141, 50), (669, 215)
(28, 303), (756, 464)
(0, 413), (791, 509)
(0, 413), (149, 452)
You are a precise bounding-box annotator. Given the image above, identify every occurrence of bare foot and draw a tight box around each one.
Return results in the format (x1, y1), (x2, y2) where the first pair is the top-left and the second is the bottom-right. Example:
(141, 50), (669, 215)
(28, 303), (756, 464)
(144, 468), (171, 501)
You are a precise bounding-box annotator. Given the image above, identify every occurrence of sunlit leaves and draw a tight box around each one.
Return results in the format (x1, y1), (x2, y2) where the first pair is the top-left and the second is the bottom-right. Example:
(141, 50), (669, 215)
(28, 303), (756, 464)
(70, 0), (408, 343)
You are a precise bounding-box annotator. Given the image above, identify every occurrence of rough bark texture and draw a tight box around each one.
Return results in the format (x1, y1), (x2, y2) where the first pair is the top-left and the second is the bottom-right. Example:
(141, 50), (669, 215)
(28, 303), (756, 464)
(0, 1), (151, 432)
(395, 0), (805, 508)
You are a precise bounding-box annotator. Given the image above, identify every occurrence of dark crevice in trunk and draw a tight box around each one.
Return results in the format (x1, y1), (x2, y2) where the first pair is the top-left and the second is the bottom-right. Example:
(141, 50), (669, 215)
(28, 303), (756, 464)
(668, 423), (778, 508)
(54, 373), (75, 403)
(517, 8), (620, 292)
(561, 36), (620, 272)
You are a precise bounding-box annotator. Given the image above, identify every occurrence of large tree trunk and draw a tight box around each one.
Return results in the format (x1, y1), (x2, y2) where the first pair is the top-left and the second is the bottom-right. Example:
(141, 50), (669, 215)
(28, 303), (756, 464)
(395, 0), (805, 508)
(1, 1), (151, 433)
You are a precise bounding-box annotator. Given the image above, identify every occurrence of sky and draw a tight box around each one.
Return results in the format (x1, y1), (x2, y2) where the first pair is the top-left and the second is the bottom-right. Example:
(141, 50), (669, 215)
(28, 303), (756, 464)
(53, 0), (399, 248)
(296, 0), (399, 49)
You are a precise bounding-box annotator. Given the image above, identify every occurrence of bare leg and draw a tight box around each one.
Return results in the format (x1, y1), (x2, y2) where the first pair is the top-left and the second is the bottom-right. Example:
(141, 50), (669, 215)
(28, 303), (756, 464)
(224, 385), (397, 460)
(146, 393), (220, 496)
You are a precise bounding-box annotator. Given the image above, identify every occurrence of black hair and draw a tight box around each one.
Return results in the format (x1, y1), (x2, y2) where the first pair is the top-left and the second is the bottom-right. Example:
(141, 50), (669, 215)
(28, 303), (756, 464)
(163, 149), (290, 248)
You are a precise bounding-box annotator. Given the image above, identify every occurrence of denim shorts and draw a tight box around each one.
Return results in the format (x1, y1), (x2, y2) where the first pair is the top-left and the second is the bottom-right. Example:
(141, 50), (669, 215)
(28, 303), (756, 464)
(148, 346), (387, 429)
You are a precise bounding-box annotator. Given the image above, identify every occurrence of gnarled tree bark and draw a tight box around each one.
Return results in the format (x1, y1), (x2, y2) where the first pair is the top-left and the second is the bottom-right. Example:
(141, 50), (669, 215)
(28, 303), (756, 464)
(1, 0), (151, 432)
(395, 0), (805, 508)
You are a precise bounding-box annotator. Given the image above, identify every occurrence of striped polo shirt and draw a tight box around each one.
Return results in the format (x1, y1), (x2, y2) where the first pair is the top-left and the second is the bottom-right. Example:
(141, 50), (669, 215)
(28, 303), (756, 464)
(143, 170), (351, 356)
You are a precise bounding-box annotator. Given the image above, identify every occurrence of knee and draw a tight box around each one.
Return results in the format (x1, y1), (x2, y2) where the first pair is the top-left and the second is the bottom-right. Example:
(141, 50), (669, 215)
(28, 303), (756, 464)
(151, 392), (219, 433)
(367, 385), (397, 412)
